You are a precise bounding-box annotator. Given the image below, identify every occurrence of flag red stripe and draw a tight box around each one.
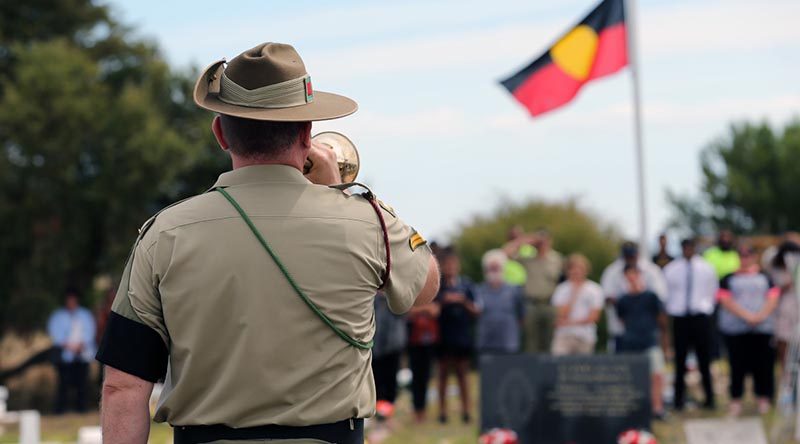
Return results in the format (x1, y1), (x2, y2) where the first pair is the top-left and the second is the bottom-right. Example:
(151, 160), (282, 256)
(588, 23), (627, 80)
(511, 63), (583, 116)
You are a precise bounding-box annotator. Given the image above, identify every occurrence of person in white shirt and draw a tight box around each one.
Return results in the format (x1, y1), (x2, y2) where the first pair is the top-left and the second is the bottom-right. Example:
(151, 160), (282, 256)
(600, 241), (667, 350)
(663, 238), (718, 410)
(47, 288), (96, 414)
(551, 254), (604, 355)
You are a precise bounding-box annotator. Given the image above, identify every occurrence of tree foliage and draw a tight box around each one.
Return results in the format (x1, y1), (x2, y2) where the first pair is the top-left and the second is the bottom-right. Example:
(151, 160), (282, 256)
(452, 199), (622, 283)
(669, 119), (800, 236)
(0, 1), (226, 330)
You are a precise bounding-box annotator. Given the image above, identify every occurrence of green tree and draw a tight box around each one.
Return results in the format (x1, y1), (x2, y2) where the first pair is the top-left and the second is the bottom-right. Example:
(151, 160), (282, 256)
(0, 1), (226, 330)
(452, 199), (621, 283)
(669, 119), (800, 235)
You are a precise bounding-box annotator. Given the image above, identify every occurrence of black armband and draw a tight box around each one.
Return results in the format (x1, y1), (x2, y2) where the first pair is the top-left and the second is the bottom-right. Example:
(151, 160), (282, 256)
(96, 311), (168, 383)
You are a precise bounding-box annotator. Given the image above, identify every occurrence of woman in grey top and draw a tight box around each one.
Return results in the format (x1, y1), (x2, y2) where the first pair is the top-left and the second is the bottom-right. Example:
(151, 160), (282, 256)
(475, 250), (524, 354)
(718, 245), (780, 416)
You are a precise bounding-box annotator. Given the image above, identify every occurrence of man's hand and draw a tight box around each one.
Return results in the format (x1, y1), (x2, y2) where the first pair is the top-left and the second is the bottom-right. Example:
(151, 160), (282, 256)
(304, 141), (341, 186)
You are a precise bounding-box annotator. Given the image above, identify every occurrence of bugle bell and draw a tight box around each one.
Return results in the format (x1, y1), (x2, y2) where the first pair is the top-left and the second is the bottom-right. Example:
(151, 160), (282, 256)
(305, 131), (360, 183)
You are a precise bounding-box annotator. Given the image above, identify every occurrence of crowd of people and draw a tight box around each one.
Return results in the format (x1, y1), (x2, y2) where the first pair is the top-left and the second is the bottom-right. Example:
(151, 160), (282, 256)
(27, 227), (800, 424)
(371, 227), (800, 424)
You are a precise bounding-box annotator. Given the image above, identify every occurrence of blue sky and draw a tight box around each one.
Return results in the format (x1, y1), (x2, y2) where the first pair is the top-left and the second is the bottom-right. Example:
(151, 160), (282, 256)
(111, 0), (800, 247)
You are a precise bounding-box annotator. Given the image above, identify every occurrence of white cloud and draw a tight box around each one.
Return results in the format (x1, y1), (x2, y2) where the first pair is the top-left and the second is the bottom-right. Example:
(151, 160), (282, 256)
(306, 0), (800, 82)
(135, 0), (588, 69)
(640, 0), (800, 56)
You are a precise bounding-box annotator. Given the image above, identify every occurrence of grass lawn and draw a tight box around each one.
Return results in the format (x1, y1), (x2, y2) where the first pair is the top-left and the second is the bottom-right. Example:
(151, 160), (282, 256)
(1, 368), (798, 443)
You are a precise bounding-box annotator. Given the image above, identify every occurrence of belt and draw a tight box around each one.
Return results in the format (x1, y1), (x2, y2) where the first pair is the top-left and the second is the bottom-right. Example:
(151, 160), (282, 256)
(173, 418), (364, 444)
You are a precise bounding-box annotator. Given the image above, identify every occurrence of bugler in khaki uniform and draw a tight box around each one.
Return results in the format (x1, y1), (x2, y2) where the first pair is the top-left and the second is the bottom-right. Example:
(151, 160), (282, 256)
(97, 42), (437, 444)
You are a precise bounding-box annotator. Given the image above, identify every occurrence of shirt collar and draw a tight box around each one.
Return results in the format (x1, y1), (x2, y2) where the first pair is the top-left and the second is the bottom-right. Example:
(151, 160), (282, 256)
(212, 165), (310, 188)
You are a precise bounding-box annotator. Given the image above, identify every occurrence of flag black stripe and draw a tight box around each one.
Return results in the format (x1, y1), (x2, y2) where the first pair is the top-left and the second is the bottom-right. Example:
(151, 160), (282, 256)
(581, 0), (625, 32)
(500, 53), (553, 93)
(499, 0), (625, 93)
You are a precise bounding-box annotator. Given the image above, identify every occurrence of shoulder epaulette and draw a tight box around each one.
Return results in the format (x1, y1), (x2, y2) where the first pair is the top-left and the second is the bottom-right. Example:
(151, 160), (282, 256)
(328, 182), (396, 218)
(136, 195), (198, 241)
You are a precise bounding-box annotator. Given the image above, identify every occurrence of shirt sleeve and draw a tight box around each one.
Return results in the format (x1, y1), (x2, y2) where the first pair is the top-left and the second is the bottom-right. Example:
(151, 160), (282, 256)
(717, 273), (733, 301)
(472, 285), (484, 311)
(647, 264), (668, 302)
(652, 292), (665, 314)
(590, 284), (605, 309)
(82, 310), (97, 348)
(600, 263), (619, 299)
(763, 272), (781, 299)
(465, 282), (476, 302)
(95, 231), (169, 383)
(515, 287), (525, 320)
(551, 284), (566, 306)
(380, 207), (433, 315)
(616, 296), (629, 319)
(47, 313), (65, 346)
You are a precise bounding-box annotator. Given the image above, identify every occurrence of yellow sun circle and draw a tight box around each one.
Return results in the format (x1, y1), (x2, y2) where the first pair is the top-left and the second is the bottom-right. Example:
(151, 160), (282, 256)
(550, 25), (599, 81)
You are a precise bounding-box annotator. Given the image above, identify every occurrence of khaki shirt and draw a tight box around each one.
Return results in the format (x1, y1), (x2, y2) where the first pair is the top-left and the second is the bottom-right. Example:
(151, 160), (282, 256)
(96, 165), (431, 427)
(519, 250), (563, 301)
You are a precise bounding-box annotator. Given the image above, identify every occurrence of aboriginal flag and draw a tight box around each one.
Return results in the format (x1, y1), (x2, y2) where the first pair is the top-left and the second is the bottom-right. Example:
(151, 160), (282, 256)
(500, 0), (627, 117)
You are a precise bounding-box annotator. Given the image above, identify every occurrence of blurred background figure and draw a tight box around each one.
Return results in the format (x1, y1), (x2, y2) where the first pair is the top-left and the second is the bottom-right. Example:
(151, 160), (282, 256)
(371, 292), (407, 423)
(550, 254), (603, 355)
(762, 233), (800, 369)
(436, 248), (480, 424)
(502, 226), (531, 287)
(47, 288), (96, 414)
(703, 229), (740, 279)
(652, 233), (674, 269)
(616, 265), (669, 420)
(717, 244), (780, 417)
(601, 241), (667, 351)
(429, 241), (443, 260)
(663, 238), (718, 411)
(406, 289), (440, 423)
(475, 249), (524, 354)
(704, 230), (741, 361)
(505, 229), (563, 353)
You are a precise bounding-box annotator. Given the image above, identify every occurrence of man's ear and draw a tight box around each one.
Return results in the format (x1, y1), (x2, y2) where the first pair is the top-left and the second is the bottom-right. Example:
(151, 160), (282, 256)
(299, 121), (312, 148)
(211, 115), (230, 152)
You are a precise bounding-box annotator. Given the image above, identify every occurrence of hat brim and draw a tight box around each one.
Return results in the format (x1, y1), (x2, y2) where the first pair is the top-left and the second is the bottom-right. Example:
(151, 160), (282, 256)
(193, 60), (357, 122)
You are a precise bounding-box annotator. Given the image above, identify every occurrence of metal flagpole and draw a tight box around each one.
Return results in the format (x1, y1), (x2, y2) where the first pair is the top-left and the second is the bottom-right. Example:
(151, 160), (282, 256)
(625, 0), (649, 257)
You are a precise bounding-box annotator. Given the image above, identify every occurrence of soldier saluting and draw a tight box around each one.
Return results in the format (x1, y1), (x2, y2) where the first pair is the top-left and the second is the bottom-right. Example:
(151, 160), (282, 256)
(96, 42), (439, 444)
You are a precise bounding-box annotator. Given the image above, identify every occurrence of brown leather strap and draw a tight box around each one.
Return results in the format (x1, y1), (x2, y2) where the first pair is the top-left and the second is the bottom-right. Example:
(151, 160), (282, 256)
(364, 194), (391, 289)
(328, 183), (392, 290)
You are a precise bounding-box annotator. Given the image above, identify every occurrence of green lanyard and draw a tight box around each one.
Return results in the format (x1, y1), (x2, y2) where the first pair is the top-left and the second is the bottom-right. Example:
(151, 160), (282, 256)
(214, 187), (373, 350)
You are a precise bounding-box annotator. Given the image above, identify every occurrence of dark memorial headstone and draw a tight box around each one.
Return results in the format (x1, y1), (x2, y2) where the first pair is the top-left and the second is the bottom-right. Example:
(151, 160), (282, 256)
(481, 354), (651, 444)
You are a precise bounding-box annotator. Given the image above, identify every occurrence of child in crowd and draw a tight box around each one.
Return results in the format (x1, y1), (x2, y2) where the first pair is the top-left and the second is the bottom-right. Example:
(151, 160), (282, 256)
(616, 265), (669, 420)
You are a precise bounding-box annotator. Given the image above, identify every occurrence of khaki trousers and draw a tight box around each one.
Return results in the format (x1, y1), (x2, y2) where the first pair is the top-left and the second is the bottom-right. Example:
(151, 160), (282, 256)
(523, 300), (555, 353)
(551, 334), (596, 355)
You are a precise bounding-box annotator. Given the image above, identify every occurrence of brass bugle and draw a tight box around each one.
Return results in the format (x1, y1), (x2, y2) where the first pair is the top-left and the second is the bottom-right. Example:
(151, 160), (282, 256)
(305, 131), (360, 183)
